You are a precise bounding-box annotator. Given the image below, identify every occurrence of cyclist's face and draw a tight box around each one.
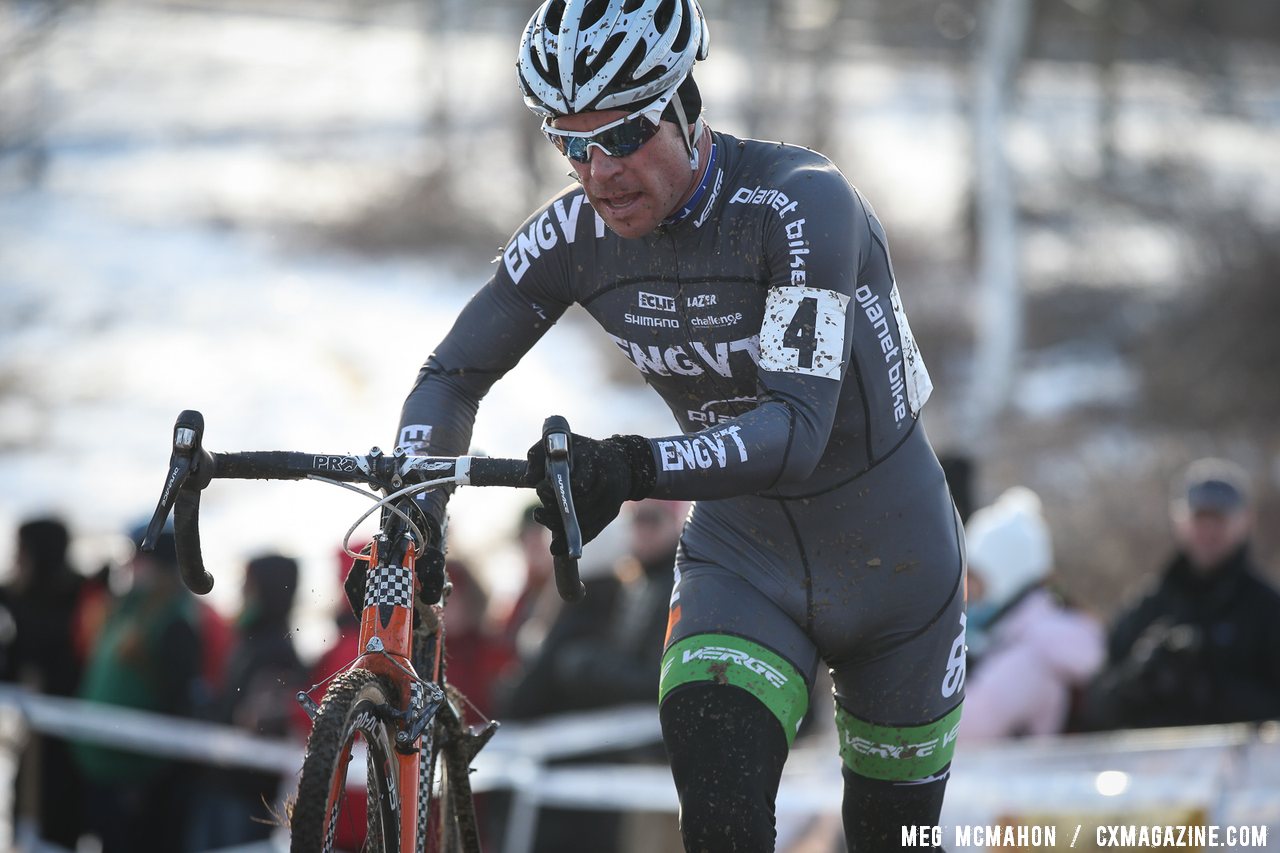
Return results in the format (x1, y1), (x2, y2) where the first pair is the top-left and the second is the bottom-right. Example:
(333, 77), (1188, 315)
(553, 110), (694, 239)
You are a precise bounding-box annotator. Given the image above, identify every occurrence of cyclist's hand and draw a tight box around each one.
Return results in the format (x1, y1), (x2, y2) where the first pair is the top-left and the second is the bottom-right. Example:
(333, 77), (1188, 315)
(526, 432), (657, 556)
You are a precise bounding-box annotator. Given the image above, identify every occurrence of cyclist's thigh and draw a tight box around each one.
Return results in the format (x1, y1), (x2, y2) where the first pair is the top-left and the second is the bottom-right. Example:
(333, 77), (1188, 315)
(660, 557), (819, 746)
(799, 448), (967, 781)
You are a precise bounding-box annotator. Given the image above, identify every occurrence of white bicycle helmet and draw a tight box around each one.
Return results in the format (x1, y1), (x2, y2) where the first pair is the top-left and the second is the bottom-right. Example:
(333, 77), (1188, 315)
(518, 0), (711, 118)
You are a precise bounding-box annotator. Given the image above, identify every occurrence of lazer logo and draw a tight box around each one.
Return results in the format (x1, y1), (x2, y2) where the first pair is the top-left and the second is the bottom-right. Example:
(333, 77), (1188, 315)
(657, 426), (748, 472)
(608, 334), (760, 378)
(314, 455), (357, 473)
(687, 396), (756, 427)
(686, 293), (718, 308)
(941, 612), (966, 699)
(843, 724), (960, 762)
(638, 291), (677, 312)
(502, 195), (606, 284)
(729, 185), (800, 217)
(682, 645), (788, 688)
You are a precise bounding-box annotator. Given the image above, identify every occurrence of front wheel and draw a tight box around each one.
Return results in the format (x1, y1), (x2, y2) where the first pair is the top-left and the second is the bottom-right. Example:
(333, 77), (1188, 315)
(292, 669), (401, 853)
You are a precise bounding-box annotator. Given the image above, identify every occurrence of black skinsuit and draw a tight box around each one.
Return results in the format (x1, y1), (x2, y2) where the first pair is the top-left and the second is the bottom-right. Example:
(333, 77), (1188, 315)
(400, 130), (966, 851)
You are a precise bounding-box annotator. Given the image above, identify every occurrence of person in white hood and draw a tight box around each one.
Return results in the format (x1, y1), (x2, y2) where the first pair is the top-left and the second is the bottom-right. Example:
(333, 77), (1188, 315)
(961, 487), (1104, 741)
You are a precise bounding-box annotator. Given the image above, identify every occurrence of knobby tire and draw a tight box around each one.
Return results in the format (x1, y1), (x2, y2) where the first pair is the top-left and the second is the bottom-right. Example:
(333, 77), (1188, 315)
(292, 669), (401, 853)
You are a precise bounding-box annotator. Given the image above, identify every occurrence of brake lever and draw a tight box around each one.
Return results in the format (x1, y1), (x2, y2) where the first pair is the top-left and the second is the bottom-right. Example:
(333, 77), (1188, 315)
(542, 415), (585, 602)
(142, 410), (215, 594)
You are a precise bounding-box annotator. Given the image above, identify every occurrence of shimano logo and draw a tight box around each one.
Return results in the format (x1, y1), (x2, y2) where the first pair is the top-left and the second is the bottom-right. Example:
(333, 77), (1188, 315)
(682, 645), (787, 688)
(624, 313), (680, 329)
(657, 425), (748, 472)
(638, 291), (677, 313)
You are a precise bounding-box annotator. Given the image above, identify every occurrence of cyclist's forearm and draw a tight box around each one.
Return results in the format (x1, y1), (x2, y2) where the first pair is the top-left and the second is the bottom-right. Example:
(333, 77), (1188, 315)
(646, 384), (840, 501)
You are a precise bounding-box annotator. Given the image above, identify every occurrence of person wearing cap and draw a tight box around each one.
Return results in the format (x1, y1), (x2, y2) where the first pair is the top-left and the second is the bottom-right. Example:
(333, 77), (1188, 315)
(391, 1), (964, 848)
(1082, 459), (1280, 730)
(959, 488), (1104, 741)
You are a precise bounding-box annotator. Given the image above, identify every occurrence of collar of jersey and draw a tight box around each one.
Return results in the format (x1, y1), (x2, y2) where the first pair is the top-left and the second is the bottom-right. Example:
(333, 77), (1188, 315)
(663, 141), (719, 227)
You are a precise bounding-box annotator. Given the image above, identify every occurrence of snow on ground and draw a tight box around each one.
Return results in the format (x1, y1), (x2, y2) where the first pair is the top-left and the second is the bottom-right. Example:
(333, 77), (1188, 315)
(2, 1), (1278, 656)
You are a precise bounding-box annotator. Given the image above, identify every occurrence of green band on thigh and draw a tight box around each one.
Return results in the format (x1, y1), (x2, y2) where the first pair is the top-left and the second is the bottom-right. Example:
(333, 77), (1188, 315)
(660, 633), (809, 745)
(835, 703), (963, 782)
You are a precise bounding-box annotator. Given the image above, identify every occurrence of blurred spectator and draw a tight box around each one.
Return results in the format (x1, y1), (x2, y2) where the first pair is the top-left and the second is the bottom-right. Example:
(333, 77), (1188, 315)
(0, 516), (89, 848)
(496, 500), (686, 853)
(441, 559), (516, 723)
(188, 553), (305, 850)
(959, 488), (1104, 741)
(498, 502), (557, 653)
(1083, 459), (1280, 730)
(500, 499), (686, 718)
(72, 524), (204, 853)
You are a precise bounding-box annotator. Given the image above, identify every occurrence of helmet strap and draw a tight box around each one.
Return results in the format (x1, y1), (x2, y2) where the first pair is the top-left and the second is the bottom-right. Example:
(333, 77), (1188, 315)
(667, 89), (702, 171)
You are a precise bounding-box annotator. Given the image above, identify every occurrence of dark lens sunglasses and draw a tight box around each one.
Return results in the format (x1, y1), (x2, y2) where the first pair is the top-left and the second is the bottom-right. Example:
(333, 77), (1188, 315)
(541, 110), (661, 163)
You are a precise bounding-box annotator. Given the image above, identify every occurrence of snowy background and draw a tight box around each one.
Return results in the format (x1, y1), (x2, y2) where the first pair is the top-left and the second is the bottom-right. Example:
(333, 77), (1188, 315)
(2, 0), (1279, 659)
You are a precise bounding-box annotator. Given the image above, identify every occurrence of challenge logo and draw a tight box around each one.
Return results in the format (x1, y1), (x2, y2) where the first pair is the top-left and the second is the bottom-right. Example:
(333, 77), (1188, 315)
(680, 645), (787, 688)
(639, 291), (677, 313)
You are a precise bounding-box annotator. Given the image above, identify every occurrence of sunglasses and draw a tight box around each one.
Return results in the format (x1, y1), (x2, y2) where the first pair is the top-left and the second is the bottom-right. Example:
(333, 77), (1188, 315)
(541, 108), (662, 163)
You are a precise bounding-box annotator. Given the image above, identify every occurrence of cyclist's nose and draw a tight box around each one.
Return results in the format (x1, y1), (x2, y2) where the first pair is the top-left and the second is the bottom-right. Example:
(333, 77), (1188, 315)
(585, 146), (623, 181)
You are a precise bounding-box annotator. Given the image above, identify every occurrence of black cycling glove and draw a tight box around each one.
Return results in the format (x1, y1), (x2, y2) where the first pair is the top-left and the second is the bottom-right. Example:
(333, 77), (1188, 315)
(526, 433), (657, 556)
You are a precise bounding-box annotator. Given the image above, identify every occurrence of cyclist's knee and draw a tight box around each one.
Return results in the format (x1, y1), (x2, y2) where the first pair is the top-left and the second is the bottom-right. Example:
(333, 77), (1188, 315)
(835, 702), (962, 852)
(660, 683), (788, 852)
(660, 632), (810, 742)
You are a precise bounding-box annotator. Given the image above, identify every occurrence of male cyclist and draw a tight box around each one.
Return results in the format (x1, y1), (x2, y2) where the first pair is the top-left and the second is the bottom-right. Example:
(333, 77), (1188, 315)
(397, 0), (965, 849)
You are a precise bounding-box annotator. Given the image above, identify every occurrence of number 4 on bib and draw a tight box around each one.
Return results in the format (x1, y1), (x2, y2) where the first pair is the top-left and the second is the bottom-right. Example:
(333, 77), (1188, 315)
(760, 286), (850, 379)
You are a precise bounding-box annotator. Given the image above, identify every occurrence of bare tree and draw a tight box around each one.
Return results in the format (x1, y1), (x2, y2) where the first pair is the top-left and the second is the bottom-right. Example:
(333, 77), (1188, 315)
(965, 0), (1033, 446)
